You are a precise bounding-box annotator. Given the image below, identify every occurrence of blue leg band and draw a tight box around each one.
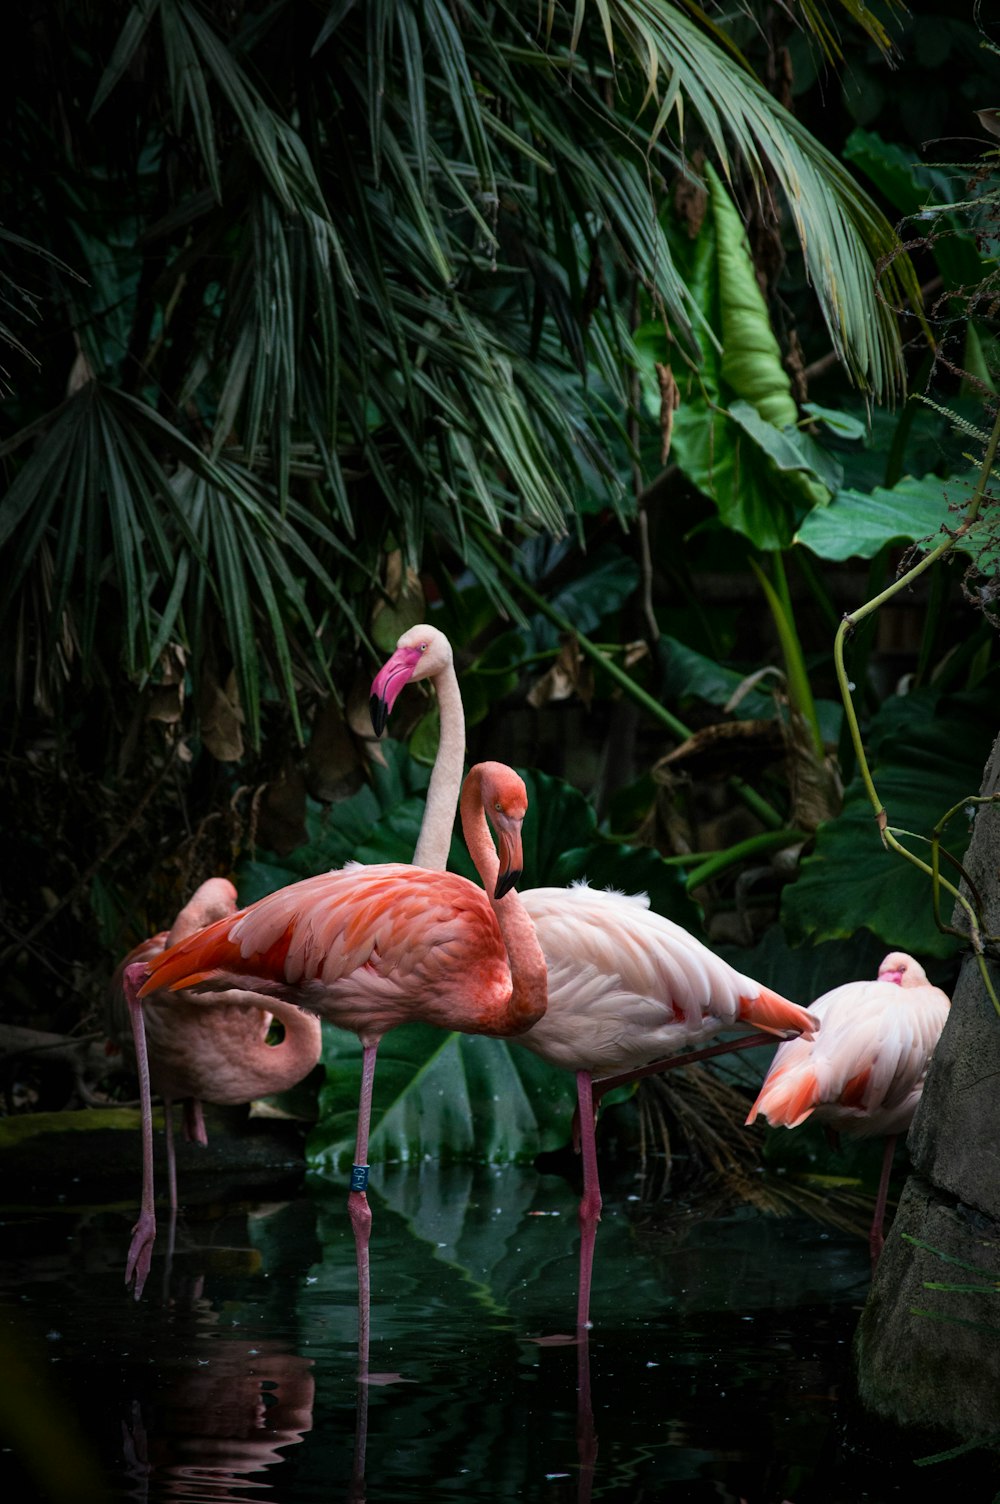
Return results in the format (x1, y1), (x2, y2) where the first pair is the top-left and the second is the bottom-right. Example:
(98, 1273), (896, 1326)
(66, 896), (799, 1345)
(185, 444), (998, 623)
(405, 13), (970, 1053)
(350, 1164), (370, 1193)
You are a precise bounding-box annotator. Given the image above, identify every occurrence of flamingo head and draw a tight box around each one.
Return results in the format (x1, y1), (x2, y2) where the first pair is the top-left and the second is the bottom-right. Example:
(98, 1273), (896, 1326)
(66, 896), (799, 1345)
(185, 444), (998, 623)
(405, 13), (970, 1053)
(877, 951), (928, 989)
(369, 624), (453, 737)
(476, 762), (528, 901)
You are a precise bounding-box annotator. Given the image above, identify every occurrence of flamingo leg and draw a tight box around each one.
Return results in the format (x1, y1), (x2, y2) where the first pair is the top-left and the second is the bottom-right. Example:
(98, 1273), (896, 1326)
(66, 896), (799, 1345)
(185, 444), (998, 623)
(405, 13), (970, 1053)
(124, 961), (156, 1299)
(870, 1133), (898, 1269)
(163, 1099), (179, 1214)
(183, 1097), (208, 1146)
(575, 1070), (602, 1331)
(349, 1042), (378, 1298)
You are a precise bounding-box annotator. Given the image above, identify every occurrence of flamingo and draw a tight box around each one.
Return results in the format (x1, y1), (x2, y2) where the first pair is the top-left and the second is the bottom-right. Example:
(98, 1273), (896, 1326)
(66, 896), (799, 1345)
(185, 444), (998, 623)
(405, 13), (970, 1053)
(370, 624), (818, 1326)
(110, 878), (323, 1212)
(120, 762), (547, 1300)
(745, 951), (950, 1267)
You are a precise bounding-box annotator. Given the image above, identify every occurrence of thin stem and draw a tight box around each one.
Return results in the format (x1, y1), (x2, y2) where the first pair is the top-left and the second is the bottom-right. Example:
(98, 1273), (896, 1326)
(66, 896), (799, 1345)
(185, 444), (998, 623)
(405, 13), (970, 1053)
(684, 828), (806, 892)
(831, 401), (1000, 1021)
(835, 400), (1000, 828)
(750, 556), (825, 759)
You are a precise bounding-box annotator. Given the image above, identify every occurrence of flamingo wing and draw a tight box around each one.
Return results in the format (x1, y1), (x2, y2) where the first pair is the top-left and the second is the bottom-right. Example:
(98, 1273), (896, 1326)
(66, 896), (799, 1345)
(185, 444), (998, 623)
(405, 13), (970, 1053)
(516, 884), (814, 1077)
(137, 864), (512, 1041)
(748, 978), (950, 1137)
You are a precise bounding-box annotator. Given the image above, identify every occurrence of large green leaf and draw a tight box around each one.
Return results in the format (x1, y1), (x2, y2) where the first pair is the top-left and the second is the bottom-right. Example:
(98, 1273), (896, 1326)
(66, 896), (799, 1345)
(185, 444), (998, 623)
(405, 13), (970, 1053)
(794, 469), (992, 566)
(638, 164), (832, 549)
(781, 683), (998, 957)
(656, 633), (843, 744)
(307, 1024), (579, 1171)
(518, 541), (640, 653)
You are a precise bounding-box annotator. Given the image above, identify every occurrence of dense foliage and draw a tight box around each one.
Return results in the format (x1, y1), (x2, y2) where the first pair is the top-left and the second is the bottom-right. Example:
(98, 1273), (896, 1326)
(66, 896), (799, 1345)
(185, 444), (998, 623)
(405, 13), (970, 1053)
(2, 2), (999, 1172)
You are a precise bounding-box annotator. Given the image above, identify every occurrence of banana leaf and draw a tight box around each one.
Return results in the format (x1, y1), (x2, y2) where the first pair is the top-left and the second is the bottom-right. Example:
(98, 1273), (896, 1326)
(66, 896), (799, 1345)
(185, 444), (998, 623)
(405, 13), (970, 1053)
(637, 163), (832, 549)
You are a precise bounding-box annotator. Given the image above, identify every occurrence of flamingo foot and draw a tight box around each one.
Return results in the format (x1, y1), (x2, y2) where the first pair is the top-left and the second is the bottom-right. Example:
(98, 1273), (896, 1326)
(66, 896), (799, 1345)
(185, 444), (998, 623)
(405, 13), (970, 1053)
(126, 1210), (156, 1300)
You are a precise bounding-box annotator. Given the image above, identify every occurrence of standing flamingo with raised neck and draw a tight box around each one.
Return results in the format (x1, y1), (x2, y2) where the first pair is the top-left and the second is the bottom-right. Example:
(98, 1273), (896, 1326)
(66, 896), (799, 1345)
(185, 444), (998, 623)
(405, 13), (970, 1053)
(370, 624), (818, 1328)
(121, 762), (547, 1299)
(110, 878), (322, 1212)
(746, 950), (950, 1268)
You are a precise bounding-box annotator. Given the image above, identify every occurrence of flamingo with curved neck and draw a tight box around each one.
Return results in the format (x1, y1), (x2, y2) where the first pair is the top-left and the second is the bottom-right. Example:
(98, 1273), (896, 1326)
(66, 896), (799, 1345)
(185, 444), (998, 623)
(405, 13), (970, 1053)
(121, 761), (547, 1299)
(110, 878), (322, 1212)
(747, 950), (950, 1268)
(371, 624), (818, 1328)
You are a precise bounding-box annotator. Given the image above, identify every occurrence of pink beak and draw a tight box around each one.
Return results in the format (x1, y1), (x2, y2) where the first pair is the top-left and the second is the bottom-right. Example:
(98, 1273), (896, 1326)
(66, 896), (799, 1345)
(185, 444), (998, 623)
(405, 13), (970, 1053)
(879, 968), (904, 987)
(370, 645), (423, 736)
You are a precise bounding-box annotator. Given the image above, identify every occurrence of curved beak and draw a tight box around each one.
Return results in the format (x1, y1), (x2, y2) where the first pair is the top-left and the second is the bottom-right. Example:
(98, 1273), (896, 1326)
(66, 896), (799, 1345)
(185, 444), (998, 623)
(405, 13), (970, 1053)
(493, 816), (525, 901)
(369, 646), (423, 737)
(879, 968), (904, 987)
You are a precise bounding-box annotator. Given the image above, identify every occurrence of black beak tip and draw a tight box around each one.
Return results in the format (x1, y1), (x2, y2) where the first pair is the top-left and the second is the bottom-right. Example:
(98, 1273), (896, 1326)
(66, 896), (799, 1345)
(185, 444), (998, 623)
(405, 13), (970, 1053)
(369, 693), (387, 738)
(494, 868), (522, 901)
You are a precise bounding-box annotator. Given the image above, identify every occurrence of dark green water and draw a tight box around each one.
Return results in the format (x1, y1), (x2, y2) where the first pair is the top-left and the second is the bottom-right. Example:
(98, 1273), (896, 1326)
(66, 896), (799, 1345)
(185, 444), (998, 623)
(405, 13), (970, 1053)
(0, 1163), (991, 1502)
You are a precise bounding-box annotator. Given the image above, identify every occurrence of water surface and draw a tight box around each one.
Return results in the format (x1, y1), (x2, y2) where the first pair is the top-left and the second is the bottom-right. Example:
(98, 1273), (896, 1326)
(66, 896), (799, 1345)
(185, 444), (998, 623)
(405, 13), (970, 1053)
(0, 1162), (986, 1501)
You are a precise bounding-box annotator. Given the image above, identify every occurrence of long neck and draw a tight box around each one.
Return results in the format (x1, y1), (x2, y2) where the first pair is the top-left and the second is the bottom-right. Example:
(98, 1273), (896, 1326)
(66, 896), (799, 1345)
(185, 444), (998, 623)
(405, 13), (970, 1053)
(254, 1002), (322, 1076)
(459, 773), (548, 1035)
(412, 658), (466, 871)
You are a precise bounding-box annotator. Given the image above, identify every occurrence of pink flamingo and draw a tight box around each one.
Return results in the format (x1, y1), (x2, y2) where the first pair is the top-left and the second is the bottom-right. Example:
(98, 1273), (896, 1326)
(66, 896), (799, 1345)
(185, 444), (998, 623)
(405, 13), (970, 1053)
(121, 762), (547, 1300)
(111, 878), (322, 1212)
(746, 951), (950, 1266)
(371, 624), (818, 1327)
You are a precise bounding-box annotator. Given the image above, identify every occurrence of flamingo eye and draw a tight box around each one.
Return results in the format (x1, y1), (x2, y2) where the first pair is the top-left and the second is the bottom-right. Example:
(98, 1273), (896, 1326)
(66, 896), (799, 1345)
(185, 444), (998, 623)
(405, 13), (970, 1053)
(494, 800), (503, 812)
(419, 642), (428, 652)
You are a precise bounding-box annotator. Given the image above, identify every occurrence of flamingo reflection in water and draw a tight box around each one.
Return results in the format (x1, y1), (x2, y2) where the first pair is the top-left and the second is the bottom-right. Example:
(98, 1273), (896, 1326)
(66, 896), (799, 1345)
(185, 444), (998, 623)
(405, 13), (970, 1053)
(121, 1343), (315, 1499)
(118, 1204), (315, 1502)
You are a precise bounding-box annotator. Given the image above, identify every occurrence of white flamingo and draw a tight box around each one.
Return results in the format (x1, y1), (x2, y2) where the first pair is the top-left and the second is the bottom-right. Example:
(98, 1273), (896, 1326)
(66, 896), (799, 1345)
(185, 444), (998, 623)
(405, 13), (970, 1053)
(746, 951), (950, 1266)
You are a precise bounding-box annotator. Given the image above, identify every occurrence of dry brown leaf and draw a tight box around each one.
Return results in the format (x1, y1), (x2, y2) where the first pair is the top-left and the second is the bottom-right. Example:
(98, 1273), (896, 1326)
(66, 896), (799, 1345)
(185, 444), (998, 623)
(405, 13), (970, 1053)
(655, 362), (681, 464)
(146, 685), (184, 724)
(784, 708), (842, 831)
(305, 696), (366, 801)
(674, 157), (707, 239)
(254, 766), (307, 855)
(371, 550), (426, 650)
(65, 338), (95, 396)
(658, 718), (786, 780)
(527, 635), (593, 709)
(976, 108), (1000, 140)
(198, 669), (245, 762)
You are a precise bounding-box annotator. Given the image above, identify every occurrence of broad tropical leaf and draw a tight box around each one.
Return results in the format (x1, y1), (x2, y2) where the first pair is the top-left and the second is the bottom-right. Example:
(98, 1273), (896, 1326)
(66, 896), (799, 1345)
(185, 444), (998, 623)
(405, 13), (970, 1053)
(307, 1024), (579, 1172)
(794, 470), (993, 566)
(637, 163), (833, 548)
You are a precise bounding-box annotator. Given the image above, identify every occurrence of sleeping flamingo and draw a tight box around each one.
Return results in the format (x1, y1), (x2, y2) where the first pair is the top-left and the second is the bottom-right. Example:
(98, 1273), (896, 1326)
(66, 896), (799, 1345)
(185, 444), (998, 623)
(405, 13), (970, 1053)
(370, 624), (818, 1327)
(110, 878), (323, 1212)
(746, 951), (950, 1267)
(121, 762), (547, 1300)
